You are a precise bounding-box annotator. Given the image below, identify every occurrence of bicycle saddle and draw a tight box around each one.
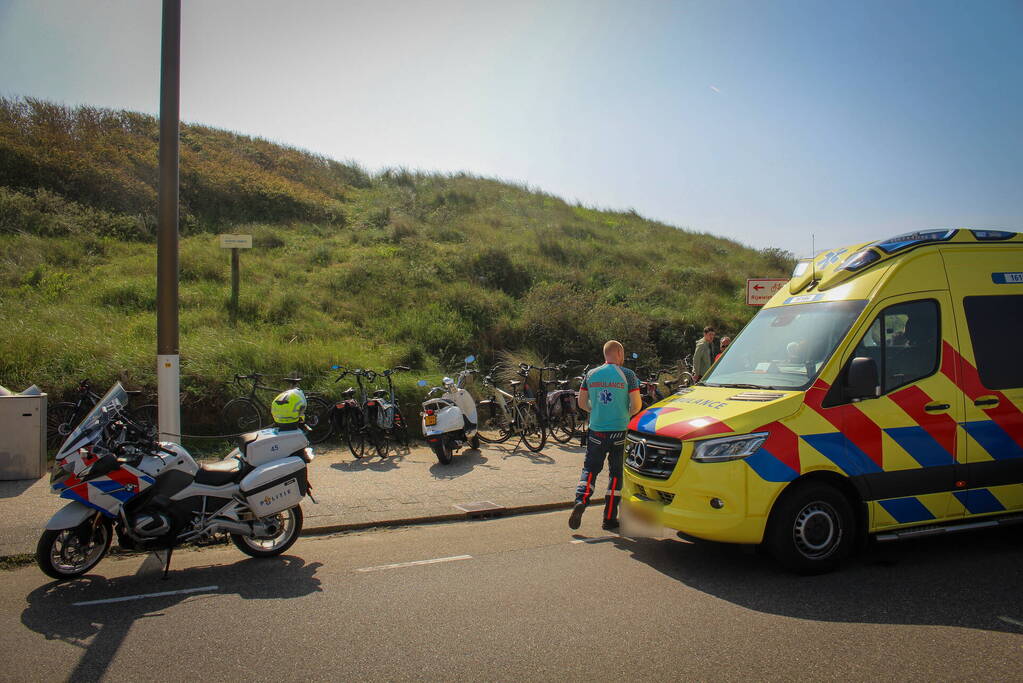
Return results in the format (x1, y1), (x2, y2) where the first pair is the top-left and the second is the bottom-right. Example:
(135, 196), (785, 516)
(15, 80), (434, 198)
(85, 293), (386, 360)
(510, 380), (523, 388)
(283, 377), (302, 384)
(556, 380), (569, 387)
(341, 387), (355, 398)
(125, 390), (141, 396)
(372, 389), (388, 398)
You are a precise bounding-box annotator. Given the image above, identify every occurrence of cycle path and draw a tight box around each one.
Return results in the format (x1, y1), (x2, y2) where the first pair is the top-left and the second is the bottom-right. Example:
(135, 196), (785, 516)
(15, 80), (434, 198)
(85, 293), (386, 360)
(0, 439), (594, 559)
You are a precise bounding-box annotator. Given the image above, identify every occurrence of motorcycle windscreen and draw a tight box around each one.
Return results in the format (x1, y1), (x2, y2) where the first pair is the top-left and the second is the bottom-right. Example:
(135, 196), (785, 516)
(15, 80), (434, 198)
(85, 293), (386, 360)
(55, 382), (129, 461)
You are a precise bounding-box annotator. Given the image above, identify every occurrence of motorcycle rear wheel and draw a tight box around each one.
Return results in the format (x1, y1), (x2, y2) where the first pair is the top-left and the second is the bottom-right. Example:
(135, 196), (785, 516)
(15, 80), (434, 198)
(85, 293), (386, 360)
(231, 506), (303, 558)
(36, 516), (112, 580)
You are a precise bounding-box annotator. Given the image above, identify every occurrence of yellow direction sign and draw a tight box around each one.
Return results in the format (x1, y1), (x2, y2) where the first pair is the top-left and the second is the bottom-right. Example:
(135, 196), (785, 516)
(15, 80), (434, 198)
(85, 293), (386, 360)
(218, 234), (252, 249)
(746, 278), (788, 306)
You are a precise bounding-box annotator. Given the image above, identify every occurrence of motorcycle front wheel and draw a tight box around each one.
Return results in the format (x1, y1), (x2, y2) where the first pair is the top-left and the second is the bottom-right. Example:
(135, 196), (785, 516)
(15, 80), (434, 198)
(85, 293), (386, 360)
(231, 506), (303, 558)
(36, 515), (112, 580)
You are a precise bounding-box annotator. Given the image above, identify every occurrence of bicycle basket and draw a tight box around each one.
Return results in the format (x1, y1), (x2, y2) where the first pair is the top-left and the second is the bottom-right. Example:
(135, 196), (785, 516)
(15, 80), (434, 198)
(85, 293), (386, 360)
(375, 401), (395, 430)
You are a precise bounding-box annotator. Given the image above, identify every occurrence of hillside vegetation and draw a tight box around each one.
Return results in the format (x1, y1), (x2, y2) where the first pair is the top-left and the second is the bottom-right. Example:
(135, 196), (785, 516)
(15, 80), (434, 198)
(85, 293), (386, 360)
(0, 97), (793, 426)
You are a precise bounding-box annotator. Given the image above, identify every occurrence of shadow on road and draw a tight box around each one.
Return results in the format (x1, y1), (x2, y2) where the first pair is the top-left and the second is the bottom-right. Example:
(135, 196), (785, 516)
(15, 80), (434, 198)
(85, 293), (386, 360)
(331, 448), (409, 472)
(428, 448), (498, 479)
(612, 526), (1023, 635)
(486, 442), (556, 465)
(0, 479), (39, 499)
(21, 554), (322, 681)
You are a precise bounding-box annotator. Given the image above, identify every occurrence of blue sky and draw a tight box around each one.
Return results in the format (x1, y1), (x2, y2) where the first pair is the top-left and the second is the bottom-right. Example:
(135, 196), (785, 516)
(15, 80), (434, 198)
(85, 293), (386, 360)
(1, 0), (1020, 256)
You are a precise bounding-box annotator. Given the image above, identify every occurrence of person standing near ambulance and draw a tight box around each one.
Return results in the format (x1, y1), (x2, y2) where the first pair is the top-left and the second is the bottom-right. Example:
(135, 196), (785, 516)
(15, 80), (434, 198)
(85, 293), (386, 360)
(569, 340), (642, 531)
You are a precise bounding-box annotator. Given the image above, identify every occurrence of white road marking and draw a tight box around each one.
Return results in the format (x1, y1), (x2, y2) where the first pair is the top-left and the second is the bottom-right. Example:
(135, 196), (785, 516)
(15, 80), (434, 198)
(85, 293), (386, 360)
(998, 616), (1023, 628)
(72, 585), (219, 606)
(356, 555), (472, 573)
(570, 536), (618, 544)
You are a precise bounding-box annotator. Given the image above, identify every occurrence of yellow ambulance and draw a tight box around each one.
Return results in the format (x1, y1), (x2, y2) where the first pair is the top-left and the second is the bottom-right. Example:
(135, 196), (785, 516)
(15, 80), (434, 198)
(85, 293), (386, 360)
(622, 228), (1023, 572)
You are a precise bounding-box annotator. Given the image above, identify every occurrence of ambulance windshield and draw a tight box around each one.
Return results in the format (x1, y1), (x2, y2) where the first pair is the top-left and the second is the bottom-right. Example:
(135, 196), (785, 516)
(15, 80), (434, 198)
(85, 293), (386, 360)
(703, 300), (867, 390)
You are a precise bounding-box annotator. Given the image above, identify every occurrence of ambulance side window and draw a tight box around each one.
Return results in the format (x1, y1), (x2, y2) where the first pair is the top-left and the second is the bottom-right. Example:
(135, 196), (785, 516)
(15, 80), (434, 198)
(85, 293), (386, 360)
(849, 299), (940, 396)
(962, 294), (1023, 390)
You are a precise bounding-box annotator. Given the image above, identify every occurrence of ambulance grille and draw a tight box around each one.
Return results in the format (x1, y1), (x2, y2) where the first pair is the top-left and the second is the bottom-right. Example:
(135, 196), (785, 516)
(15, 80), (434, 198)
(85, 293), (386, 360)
(625, 433), (682, 480)
(657, 491), (676, 505)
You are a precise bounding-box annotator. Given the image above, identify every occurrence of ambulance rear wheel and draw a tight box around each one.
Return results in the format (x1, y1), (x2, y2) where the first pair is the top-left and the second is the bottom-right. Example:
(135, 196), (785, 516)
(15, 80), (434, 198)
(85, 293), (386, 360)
(766, 483), (853, 574)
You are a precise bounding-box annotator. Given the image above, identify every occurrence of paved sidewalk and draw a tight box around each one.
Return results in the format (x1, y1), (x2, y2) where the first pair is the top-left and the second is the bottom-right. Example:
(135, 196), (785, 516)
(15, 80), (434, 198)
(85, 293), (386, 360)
(0, 439), (601, 558)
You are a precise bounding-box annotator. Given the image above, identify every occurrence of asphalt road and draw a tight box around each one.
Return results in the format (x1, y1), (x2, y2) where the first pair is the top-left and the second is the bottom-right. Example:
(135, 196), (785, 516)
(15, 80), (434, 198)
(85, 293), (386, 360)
(2, 510), (1021, 682)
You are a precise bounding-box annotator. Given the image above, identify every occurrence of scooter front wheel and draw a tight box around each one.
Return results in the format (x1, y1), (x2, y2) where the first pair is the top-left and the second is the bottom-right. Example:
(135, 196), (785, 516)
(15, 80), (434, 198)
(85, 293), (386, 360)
(36, 515), (112, 580)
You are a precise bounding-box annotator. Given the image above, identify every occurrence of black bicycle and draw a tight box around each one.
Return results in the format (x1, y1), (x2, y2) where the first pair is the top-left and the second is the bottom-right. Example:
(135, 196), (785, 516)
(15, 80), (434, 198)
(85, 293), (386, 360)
(47, 379), (156, 450)
(328, 366), (370, 458)
(220, 373), (332, 443)
(364, 366), (411, 458)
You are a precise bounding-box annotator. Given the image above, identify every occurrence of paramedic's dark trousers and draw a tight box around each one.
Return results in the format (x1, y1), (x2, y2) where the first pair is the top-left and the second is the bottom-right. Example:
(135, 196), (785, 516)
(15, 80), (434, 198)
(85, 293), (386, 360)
(575, 430), (626, 522)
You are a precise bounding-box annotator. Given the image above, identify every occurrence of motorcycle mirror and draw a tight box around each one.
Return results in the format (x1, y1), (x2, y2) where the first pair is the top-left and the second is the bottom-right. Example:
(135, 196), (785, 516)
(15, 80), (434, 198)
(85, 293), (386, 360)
(417, 379), (428, 387)
(465, 355), (475, 364)
(631, 352), (639, 359)
(330, 365), (340, 370)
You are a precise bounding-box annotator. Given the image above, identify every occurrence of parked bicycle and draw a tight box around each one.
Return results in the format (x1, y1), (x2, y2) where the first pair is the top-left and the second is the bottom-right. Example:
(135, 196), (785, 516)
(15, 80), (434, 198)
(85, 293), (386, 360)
(220, 373), (332, 443)
(364, 366), (411, 457)
(46, 379), (155, 450)
(326, 366), (366, 457)
(476, 364), (546, 452)
(543, 362), (581, 445)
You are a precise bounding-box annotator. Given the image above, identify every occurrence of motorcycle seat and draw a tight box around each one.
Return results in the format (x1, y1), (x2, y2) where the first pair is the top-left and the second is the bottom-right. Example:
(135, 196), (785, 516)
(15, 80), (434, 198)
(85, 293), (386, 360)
(236, 431), (262, 458)
(196, 457), (243, 486)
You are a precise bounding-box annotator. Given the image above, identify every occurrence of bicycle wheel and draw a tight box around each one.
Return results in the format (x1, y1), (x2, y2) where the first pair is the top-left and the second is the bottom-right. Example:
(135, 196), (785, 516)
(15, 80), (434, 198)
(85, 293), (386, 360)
(679, 372), (695, 388)
(131, 404), (160, 439)
(368, 424), (387, 458)
(345, 411), (367, 459)
(47, 402), (79, 451)
(304, 396), (333, 444)
(476, 400), (512, 444)
(518, 402), (547, 453)
(392, 408), (410, 448)
(550, 406), (577, 444)
(221, 398), (263, 434)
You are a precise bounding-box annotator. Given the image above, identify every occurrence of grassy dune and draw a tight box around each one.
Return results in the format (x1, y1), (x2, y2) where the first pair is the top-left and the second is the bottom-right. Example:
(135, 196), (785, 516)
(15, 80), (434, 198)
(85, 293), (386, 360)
(0, 97), (793, 427)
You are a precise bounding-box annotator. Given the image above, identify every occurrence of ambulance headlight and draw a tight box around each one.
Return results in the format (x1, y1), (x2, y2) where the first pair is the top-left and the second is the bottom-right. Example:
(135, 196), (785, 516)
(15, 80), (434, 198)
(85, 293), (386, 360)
(692, 432), (769, 463)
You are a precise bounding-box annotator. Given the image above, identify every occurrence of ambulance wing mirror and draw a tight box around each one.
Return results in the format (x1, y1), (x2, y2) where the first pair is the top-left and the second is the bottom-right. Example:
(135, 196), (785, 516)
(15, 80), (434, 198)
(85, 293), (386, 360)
(847, 357), (880, 400)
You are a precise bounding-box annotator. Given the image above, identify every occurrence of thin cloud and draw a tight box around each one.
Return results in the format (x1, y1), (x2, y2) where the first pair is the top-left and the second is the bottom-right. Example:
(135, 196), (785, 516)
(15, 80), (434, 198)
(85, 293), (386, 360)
(709, 85), (721, 94)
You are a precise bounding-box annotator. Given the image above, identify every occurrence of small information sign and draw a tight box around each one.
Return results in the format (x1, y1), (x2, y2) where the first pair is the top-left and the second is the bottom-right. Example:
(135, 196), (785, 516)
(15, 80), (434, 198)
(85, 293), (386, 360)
(746, 278), (788, 306)
(219, 234), (252, 249)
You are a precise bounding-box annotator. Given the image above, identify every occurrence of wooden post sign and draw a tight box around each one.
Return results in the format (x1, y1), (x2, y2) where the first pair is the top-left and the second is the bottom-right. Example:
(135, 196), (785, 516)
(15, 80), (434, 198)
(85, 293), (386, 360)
(219, 235), (252, 319)
(745, 278), (788, 306)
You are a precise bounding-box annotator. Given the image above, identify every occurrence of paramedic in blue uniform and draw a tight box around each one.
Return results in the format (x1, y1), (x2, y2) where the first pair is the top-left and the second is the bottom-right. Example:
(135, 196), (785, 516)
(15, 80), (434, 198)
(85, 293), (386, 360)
(569, 340), (642, 531)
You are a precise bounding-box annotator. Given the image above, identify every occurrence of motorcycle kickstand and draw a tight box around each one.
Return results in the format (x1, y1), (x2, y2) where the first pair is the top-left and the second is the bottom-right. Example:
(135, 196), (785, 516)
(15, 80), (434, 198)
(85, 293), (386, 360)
(162, 546), (173, 580)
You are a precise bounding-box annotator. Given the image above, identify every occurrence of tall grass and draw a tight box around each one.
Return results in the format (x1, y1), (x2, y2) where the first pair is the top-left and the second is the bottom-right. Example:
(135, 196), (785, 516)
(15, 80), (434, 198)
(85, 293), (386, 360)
(0, 96), (795, 429)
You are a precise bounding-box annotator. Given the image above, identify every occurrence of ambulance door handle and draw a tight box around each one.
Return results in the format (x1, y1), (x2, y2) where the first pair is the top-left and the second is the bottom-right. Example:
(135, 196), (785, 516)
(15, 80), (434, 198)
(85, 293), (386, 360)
(974, 397), (1000, 408)
(923, 402), (950, 413)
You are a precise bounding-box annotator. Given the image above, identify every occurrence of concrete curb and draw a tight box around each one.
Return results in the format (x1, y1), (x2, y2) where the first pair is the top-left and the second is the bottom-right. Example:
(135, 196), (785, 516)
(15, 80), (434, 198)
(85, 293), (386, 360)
(300, 499), (580, 537)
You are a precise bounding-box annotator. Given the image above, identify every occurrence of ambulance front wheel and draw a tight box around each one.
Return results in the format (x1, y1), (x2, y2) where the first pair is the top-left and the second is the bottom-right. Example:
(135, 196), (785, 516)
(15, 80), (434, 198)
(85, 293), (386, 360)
(766, 483), (854, 574)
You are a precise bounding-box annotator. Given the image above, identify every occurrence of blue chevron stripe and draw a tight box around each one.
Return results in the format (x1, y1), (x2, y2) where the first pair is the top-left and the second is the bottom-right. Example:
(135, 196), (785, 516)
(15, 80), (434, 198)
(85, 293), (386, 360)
(879, 497), (936, 524)
(884, 426), (956, 467)
(802, 432), (884, 476)
(744, 448), (799, 482)
(953, 489), (1006, 515)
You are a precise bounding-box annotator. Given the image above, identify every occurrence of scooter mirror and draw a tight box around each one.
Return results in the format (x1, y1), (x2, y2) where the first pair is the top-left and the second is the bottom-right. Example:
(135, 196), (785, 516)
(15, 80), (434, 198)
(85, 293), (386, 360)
(631, 352), (639, 359)
(465, 355), (475, 364)
(330, 365), (340, 370)
(417, 379), (428, 387)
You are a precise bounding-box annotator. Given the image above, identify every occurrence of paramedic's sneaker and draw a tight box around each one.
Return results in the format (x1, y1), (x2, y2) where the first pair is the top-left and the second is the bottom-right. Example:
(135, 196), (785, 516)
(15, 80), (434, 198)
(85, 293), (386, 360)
(568, 503), (585, 530)
(601, 518), (620, 531)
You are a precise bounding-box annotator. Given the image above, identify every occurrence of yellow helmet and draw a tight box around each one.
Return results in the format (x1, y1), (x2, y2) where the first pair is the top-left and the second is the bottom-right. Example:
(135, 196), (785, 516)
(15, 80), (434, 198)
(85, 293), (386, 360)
(271, 388), (306, 425)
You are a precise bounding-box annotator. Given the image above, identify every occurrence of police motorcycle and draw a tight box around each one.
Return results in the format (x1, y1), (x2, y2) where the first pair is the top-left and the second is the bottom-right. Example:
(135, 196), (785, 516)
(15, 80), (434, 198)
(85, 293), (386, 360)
(38, 382), (315, 580)
(417, 355), (480, 465)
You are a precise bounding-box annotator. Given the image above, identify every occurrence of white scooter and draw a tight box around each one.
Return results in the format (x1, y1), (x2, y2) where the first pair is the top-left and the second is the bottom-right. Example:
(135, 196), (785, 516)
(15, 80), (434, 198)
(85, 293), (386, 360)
(417, 355), (480, 465)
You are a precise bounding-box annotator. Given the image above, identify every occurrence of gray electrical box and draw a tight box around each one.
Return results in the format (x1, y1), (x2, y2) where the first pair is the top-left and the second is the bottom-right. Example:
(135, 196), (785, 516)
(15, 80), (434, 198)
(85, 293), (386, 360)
(0, 393), (47, 480)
